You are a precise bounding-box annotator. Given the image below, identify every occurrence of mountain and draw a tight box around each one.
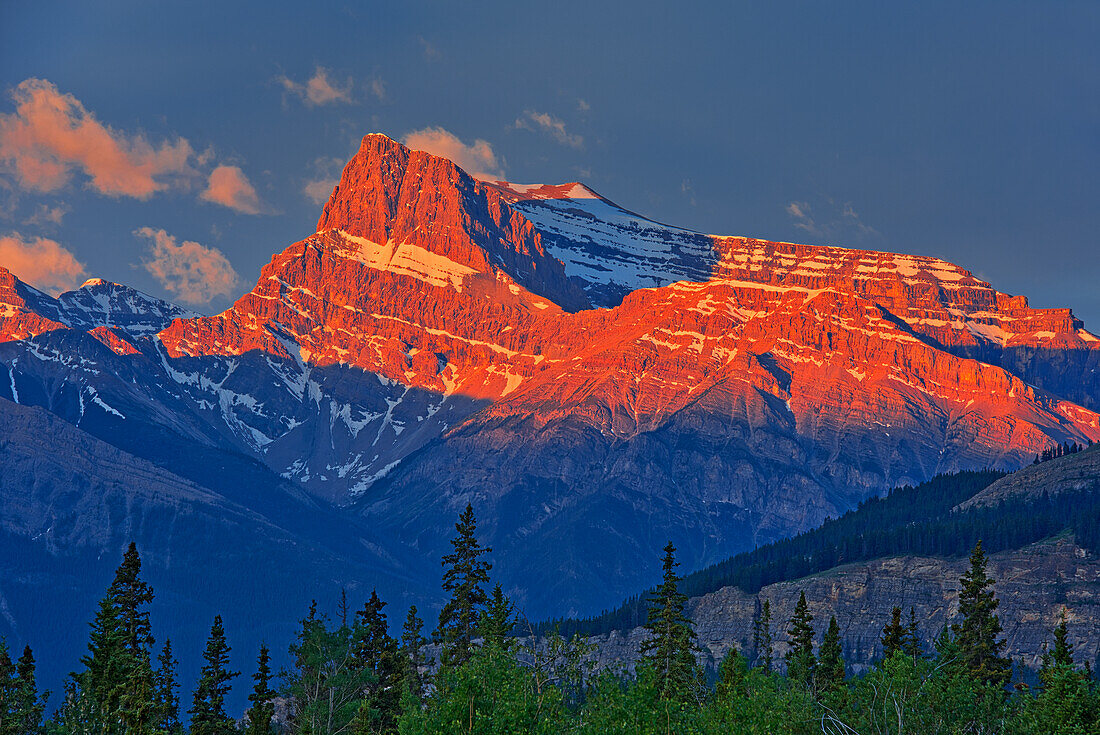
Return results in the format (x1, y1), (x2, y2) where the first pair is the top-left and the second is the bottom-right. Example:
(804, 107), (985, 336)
(1, 133), (1099, 624)
(0, 396), (433, 707)
(561, 446), (1100, 674)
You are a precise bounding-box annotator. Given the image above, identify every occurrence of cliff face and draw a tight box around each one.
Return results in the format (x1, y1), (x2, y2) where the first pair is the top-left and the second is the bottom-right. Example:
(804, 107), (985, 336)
(2, 134), (1100, 617)
(587, 536), (1100, 675)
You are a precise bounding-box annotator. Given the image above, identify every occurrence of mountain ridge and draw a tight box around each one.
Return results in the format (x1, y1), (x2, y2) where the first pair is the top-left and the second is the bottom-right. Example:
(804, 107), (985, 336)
(1, 132), (1098, 618)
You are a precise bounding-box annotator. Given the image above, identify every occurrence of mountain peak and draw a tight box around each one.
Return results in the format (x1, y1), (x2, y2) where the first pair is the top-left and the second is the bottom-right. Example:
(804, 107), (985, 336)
(79, 277), (113, 289)
(313, 132), (589, 310)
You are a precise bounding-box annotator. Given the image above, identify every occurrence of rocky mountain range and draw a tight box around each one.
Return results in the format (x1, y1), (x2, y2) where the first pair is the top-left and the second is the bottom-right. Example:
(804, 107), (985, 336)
(2, 132), (1099, 652)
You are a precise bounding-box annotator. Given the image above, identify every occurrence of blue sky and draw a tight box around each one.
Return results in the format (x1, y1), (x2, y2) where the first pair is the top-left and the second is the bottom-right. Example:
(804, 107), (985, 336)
(2, 1), (1097, 326)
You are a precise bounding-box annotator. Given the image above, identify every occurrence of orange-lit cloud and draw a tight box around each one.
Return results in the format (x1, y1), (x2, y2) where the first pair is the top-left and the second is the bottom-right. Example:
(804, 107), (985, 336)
(515, 110), (583, 148)
(402, 127), (503, 180)
(0, 79), (195, 198)
(200, 165), (266, 214)
(135, 227), (238, 304)
(0, 232), (85, 294)
(278, 67), (354, 106)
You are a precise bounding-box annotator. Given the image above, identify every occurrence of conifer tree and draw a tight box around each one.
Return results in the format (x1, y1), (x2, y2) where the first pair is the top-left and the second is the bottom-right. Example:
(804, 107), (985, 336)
(13, 645), (44, 735)
(751, 598), (773, 672)
(78, 541), (157, 734)
(903, 607), (922, 658)
(243, 644), (276, 735)
(1049, 610), (1074, 668)
(881, 606), (906, 658)
(0, 641), (16, 735)
(400, 606), (429, 701)
(638, 542), (702, 703)
(153, 639), (181, 735)
(817, 616), (845, 691)
(351, 591), (403, 735)
(189, 615), (239, 735)
(479, 584), (516, 650)
(952, 540), (1012, 688)
(784, 591), (816, 686)
(435, 503), (492, 668)
(715, 646), (748, 698)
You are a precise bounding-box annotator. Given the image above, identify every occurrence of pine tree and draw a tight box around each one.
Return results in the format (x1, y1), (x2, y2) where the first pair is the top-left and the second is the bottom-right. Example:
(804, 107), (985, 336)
(784, 591), (816, 686)
(13, 645), (44, 735)
(352, 590), (403, 735)
(77, 541), (157, 734)
(881, 606), (906, 658)
(435, 503), (492, 668)
(817, 616), (845, 691)
(715, 646), (748, 698)
(243, 644), (276, 735)
(903, 607), (922, 658)
(479, 584), (516, 650)
(951, 540), (1012, 688)
(0, 641), (17, 735)
(751, 598), (773, 672)
(638, 542), (702, 703)
(1050, 610), (1074, 668)
(189, 615), (239, 735)
(153, 639), (181, 735)
(400, 605), (429, 701)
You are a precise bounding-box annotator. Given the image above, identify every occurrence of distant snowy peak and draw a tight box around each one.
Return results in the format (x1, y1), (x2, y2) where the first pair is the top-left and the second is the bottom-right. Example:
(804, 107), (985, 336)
(0, 266), (194, 343)
(57, 280), (198, 338)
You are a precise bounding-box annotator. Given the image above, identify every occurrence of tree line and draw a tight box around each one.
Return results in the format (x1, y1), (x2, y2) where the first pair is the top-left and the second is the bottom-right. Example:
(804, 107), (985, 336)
(544, 467), (1100, 638)
(2, 505), (1098, 733)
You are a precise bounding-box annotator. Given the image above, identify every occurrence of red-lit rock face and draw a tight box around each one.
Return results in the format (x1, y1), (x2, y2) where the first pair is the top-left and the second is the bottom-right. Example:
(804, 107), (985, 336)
(4, 133), (1099, 616)
(160, 135), (1100, 470)
(5, 134), (1099, 506)
(0, 268), (67, 341)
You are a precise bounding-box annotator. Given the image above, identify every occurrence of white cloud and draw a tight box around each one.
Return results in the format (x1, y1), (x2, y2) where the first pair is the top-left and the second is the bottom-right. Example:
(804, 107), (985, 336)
(515, 110), (584, 149)
(277, 67), (354, 106)
(0, 232), (85, 294)
(401, 127), (504, 180)
(135, 227), (239, 304)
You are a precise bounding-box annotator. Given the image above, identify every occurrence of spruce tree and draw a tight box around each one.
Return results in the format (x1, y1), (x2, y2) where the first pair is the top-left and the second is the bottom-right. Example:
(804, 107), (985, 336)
(78, 541), (157, 734)
(751, 599), (773, 672)
(784, 591), (816, 686)
(638, 542), (702, 703)
(400, 605), (429, 701)
(1050, 610), (1074, 668)
(153, 639), (181, 735)
(479, 584), (516, 650)
(817, 616), (845, 691)
(14, 645), (44, 735)
(881, 606), (906, 658)
(243, 643), (276, 735)
(189, 615), (239, 735)
(715, 646), (748, 698)
(351, 591), (404, 735)
(435, 503), (492, 668)
(0, 641), (16, 735)
(951, 540), (1012, 688)
(903, 607), (922, 658)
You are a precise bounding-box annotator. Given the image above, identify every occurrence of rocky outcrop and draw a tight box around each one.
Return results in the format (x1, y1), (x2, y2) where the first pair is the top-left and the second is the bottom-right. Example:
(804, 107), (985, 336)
(586, 536), (1100, 675)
